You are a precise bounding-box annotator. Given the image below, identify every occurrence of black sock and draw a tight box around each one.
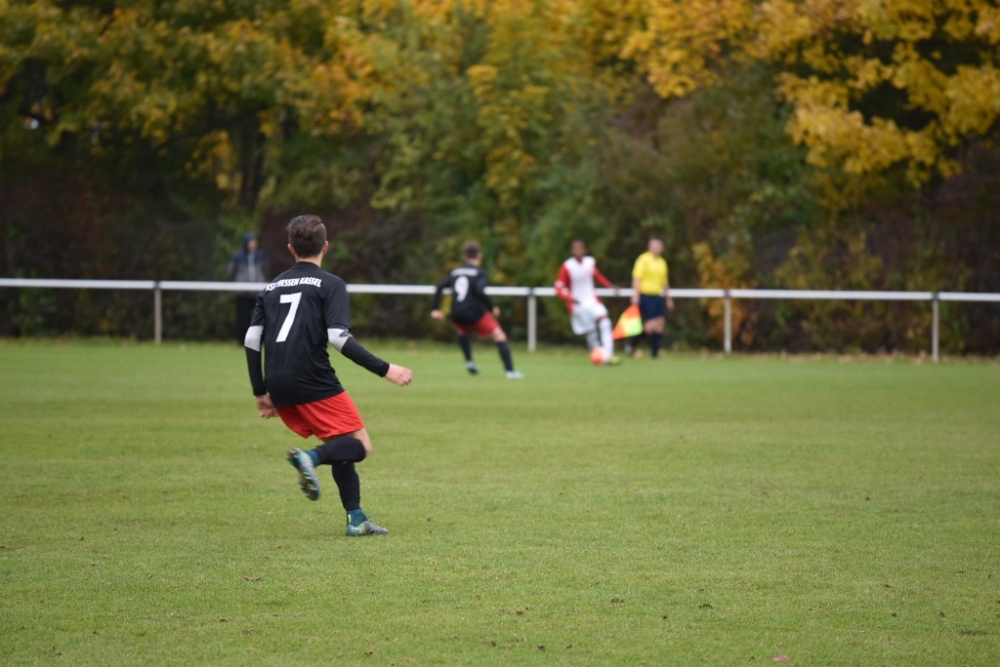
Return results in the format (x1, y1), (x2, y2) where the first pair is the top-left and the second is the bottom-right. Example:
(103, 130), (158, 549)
(650, 333), (663, 357)
(458, 334), (472, 362)
(496, 341), (514, 372)
(331, 462), (361, 512)
(312, 436), (367, 465)
(631, 334), (644, 350)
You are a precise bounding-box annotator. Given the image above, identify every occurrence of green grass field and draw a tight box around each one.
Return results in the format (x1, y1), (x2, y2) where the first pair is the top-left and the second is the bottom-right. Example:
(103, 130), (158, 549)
(1, 341), (998, 666)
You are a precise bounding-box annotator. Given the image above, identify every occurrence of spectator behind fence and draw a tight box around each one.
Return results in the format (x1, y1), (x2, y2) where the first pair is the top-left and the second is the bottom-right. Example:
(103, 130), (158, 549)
(228, 231), (270, 344)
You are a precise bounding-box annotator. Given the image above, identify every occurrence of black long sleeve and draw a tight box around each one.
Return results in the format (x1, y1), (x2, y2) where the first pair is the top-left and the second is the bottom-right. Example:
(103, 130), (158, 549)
(324, 280), (390, 377)
(475, 272), (494, 312)
(431, 274), (451, 310)
(340, 336), (390, 377)
(246, 346), (266, 396)
(244, 296), (267, 395)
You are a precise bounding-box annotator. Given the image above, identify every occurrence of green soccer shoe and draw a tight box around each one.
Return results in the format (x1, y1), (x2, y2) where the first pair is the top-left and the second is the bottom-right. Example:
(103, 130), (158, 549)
(286, 448), (321, 501)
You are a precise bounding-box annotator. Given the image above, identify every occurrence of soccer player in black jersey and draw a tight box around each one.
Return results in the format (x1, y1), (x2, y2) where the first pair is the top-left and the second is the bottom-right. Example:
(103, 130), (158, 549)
(430, 240), (523, 379)
(244, 215), (413, 537)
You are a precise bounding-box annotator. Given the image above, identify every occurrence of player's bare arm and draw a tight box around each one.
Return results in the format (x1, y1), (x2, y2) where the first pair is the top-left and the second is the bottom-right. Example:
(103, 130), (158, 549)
(384, 364), (413, 386)
(665, 283), (675, 312)
(430, 309), (445, 320)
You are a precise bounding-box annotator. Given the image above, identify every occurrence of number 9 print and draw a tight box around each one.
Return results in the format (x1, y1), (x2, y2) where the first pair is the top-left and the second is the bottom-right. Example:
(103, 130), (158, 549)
(454, 276), (469, 302)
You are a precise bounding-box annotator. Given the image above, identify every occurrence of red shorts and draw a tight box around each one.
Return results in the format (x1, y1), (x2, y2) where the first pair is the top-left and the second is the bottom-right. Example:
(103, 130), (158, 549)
(453, 313), (500, 337)
(276, 392), (364, 440)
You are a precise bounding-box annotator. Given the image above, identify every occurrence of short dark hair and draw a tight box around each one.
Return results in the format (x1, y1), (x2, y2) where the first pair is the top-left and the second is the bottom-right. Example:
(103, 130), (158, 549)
(462, 240), (482, 260)
(288, 215), (327, 257)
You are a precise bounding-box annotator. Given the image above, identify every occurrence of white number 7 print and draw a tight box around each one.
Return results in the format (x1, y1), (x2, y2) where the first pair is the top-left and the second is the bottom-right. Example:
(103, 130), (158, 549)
(276, 292), (302, 342)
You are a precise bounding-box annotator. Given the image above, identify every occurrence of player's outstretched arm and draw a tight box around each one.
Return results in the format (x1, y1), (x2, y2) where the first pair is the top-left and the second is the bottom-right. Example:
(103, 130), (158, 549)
(430, 274), (450, 317)
(325, 281), (411, 384)
(328, 328), (413, 388)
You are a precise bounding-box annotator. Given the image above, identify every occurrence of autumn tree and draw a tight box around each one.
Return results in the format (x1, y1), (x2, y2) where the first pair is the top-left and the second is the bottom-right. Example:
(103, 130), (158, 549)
(1, 0), (997, 350)
(612, 0), (1000, 183)
(0, 0), (371, 210)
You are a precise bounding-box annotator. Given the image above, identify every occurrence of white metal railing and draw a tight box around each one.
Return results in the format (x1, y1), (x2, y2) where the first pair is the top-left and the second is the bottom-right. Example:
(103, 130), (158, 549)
(1, 278), (998, 361)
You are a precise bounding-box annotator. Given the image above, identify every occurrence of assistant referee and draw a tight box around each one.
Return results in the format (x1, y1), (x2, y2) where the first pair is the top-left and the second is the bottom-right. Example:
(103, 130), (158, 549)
(628, 238), (675, 358)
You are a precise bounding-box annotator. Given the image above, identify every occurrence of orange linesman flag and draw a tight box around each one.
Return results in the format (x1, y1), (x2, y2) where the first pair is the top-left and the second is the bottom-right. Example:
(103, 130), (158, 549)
(612, 305), (643, 340)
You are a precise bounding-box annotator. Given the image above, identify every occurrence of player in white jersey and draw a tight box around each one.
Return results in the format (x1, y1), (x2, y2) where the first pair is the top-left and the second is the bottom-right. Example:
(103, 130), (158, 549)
(554, 239), (621, 365)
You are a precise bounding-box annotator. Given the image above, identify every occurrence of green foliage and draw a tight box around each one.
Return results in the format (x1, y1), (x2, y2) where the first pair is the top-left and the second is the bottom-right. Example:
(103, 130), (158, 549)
(1, 0), (998, 350)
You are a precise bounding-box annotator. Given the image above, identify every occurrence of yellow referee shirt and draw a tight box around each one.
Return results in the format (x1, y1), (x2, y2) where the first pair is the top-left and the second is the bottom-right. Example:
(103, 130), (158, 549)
(632, 252), (669, 296)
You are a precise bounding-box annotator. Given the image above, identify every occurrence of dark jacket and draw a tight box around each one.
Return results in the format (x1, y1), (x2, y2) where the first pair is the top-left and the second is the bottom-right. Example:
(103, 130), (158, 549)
(227, 233), (269, 288)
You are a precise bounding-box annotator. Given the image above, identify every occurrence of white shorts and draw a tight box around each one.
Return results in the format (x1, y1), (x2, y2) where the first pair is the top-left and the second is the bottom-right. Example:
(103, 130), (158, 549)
(570, 301), (609, 336)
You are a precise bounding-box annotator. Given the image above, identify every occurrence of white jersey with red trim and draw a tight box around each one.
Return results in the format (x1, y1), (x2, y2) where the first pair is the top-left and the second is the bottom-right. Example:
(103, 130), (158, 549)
(555, 256), (613, 313)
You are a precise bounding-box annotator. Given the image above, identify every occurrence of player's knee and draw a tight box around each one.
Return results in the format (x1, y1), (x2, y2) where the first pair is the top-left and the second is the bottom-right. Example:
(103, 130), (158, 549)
(492, 329), (507, 343)
(331, 430), (372, 458)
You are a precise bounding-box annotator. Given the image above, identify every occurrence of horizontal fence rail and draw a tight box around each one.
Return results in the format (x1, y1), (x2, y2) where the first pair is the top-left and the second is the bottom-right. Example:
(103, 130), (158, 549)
(2, 278), (998, 361)
(0, 278), (158, 290)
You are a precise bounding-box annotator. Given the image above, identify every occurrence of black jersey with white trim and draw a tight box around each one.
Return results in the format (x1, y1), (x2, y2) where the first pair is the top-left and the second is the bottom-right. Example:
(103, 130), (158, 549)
(431, 263), (494, 325)
(244, 262), (389, 408)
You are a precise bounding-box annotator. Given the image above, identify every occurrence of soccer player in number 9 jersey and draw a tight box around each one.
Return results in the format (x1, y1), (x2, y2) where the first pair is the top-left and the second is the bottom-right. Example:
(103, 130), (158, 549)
(244, 215), (413, 537)
(430, 241), (523, 379)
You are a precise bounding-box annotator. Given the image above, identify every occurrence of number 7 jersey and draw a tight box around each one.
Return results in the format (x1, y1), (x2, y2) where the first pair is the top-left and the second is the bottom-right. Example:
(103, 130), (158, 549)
(244, 262), (355, 407)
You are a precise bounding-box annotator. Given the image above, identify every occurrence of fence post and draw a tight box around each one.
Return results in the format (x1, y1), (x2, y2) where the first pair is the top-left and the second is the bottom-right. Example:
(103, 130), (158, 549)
(932, 292), (939, 363)
(527, 289), (537, 353)
(154, 282), (162, 345)
(723, 290), (732, 355)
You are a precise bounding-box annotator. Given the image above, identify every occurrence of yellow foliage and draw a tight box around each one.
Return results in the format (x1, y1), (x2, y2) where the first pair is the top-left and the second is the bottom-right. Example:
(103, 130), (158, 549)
(614, 0), (754, 98)
(10, 0), (997, 197)
(692, 242), (756, 346)
(188, 130), (240, 194)
(618, 0), (1000, 182)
